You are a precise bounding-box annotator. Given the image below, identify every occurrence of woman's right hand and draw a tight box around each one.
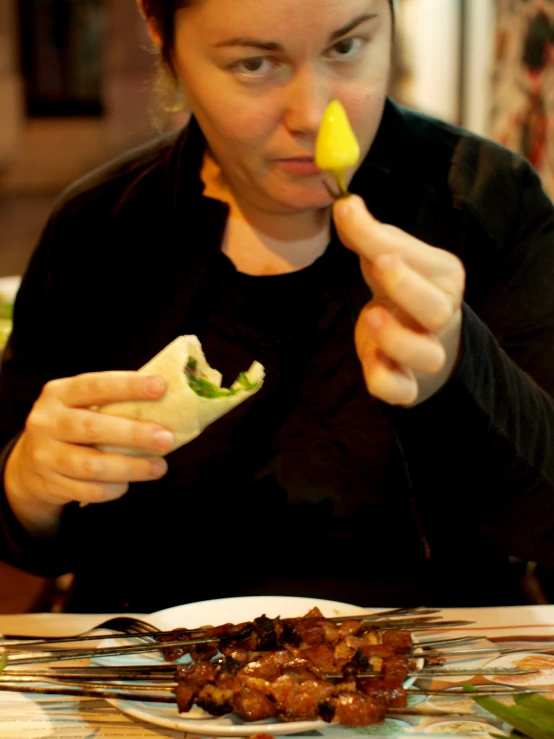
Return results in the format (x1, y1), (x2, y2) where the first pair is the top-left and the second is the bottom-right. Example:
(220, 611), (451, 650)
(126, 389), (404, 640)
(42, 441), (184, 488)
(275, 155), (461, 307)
(4, 371), (175, 535)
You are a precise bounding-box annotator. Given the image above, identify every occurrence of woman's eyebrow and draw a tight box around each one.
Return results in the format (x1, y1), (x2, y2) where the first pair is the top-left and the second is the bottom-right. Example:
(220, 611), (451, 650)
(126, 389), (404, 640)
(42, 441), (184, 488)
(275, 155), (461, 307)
(328, 13), (378, 42)
(214, 38), (283, 51)
(213, 13), (378, 51)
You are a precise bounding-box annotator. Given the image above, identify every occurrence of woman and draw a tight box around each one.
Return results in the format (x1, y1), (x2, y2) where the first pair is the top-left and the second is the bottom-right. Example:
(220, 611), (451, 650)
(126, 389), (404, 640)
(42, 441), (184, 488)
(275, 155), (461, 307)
(0, 0), (553, 612)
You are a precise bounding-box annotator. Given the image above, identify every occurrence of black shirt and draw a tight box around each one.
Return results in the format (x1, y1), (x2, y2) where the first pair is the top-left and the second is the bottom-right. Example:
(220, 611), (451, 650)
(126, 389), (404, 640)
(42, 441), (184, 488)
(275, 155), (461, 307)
(174, 246), (425, 601)
(1, 99), (554, 611)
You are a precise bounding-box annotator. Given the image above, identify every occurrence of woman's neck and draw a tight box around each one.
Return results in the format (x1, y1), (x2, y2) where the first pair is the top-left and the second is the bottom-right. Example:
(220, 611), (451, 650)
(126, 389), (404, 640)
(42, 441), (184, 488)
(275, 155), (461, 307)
(201, 153), (331, 276)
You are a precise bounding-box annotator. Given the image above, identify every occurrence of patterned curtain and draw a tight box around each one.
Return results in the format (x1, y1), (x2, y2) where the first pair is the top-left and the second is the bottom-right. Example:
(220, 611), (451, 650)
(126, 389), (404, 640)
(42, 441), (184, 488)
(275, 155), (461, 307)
(491, 0), (554, 199)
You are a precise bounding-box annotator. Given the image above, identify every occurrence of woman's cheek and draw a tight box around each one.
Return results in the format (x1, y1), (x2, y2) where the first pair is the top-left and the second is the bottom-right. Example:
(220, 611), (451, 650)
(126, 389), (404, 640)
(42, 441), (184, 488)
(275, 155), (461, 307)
(207, 90), (277, 143)
(343, 88), (386, 152)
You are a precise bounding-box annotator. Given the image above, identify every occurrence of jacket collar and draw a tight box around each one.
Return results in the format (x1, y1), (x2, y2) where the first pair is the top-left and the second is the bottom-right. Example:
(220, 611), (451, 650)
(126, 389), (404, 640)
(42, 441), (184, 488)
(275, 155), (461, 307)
(158, 98), (410, 322)
(350, 98), (408, 225)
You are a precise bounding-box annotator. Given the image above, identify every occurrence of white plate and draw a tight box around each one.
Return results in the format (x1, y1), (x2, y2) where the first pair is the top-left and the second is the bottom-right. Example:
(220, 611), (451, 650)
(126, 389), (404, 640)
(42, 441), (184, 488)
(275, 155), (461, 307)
(484, 651), (554, 686)
(96, 595), (418, 736)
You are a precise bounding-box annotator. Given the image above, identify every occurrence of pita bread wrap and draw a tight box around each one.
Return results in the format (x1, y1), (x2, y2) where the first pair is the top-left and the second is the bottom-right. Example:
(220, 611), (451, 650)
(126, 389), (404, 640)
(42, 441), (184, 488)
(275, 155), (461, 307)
(96, 335), (264, 456)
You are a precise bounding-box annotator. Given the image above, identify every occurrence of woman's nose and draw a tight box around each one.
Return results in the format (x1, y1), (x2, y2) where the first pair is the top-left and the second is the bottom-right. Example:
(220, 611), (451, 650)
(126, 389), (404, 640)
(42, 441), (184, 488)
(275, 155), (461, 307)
(283, 67), (332, 138)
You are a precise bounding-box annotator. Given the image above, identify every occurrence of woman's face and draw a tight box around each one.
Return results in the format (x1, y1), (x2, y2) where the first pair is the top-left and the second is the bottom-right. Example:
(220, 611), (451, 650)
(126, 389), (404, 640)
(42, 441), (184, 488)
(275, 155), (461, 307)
(172, 0), (393, 214)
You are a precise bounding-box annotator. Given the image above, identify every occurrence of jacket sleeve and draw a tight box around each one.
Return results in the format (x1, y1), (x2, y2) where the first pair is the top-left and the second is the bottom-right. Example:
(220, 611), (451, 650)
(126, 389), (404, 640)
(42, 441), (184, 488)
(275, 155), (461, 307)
(387, 161), (554, 568)
(0, 212), (80, 578)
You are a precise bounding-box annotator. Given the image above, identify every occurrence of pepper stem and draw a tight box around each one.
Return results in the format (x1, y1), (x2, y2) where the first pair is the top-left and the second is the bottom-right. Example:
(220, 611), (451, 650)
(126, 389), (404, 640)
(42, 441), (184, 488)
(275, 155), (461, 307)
(333, 169), (349, 197)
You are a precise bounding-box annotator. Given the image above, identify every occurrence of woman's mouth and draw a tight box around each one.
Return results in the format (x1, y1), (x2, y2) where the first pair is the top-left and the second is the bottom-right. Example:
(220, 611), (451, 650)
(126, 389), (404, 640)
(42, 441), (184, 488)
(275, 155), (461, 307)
(276, 157), (322, 176)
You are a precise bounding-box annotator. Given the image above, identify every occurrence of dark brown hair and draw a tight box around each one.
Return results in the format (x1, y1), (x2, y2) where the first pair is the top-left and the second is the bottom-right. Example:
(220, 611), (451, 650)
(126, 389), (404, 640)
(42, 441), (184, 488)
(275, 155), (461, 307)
(140, 0), (189, 77)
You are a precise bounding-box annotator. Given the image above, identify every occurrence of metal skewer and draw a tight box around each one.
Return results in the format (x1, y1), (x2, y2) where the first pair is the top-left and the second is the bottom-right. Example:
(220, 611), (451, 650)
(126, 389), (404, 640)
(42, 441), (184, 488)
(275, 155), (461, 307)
(0, 606), (442, 647)
(3, 620), (445, 652)
(406, 688), (546, 697)
(327, 667), (537, 679)
(0, 677), (543, 703)
(413, 636), (483, 648)
(0, 682), (177, 702)
(6, 635), (220, 664)
(5, 618), (476, 665)
(330, 606), (442, 623)
(2, 665), (537, 682)
(2, 613), (458, 651)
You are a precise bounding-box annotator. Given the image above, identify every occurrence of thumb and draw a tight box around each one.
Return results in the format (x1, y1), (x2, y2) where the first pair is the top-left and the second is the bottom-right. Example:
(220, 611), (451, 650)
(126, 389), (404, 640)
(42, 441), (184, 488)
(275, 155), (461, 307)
(333, 195), (386, 298)
(332, 194), (381, 258)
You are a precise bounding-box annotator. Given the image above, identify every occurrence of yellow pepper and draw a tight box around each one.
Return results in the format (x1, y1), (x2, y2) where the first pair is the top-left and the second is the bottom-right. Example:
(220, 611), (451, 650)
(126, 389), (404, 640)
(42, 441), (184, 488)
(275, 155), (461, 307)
(315, 100), (360, 197)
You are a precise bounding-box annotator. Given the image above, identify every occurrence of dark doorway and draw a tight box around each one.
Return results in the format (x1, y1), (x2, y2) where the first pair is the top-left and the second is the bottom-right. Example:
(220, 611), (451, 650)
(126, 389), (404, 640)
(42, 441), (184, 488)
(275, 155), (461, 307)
(19, 0), (105, 116)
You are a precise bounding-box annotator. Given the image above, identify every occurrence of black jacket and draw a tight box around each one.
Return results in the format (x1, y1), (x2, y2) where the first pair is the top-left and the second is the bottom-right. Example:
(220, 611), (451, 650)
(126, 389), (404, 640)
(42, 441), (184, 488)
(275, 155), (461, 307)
(1, 99), (554, 611)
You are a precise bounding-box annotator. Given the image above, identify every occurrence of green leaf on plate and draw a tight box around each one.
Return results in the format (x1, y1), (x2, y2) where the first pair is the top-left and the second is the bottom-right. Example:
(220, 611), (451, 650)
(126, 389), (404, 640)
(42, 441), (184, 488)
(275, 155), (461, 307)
(464, 684), (554, 739)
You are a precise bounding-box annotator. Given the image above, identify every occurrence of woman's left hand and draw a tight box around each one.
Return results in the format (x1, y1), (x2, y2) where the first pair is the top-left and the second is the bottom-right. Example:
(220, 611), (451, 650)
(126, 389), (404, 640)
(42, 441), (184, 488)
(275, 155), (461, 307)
(333, 195), (466, 407)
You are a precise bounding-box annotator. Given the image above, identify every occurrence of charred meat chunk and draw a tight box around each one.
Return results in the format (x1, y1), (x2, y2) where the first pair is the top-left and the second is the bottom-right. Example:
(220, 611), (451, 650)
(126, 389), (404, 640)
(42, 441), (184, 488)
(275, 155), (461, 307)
(357, 677), (407, 708)
(196, 683), (235, 716)
(382, 630), (413, 654)
(332, 693), (386, 727)
(234, 684), (278, 721)
(270, 675), (335, 721)
(159, 627), (219, 662)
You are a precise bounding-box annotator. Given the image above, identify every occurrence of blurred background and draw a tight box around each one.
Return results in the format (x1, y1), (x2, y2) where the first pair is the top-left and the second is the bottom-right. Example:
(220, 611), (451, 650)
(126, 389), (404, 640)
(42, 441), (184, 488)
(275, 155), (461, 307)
(0, 0), (552, 611)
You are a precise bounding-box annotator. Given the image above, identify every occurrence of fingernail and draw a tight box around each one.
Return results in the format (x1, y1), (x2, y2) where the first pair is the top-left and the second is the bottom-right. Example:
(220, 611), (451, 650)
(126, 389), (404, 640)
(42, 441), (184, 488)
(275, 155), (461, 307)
(150, 459), (167, 478)
(335, 194), (363, 220)
(147, 376), (166, 395)
(334, 197), (351, 220)
(153, 428), (174, 450)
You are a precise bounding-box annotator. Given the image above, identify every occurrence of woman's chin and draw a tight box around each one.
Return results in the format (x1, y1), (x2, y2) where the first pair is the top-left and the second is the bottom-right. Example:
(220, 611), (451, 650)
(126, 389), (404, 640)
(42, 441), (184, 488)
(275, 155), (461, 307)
(266, 184), (335, 213)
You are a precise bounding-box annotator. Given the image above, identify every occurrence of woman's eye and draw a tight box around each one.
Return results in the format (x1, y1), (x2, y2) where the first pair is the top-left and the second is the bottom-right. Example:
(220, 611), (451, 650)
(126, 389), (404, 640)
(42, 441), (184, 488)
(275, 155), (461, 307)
(234, 57), (273, 76)
(327, 37), (364, 60)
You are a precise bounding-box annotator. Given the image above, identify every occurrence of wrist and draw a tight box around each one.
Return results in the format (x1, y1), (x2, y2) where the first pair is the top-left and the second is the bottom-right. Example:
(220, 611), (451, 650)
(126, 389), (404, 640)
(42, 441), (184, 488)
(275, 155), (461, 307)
(4, 437), (64, 538)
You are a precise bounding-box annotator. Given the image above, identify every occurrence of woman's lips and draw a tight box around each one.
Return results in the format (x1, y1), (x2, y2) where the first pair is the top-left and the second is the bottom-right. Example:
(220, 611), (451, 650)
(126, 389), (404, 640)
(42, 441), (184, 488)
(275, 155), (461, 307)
(276, 158), (322, 176)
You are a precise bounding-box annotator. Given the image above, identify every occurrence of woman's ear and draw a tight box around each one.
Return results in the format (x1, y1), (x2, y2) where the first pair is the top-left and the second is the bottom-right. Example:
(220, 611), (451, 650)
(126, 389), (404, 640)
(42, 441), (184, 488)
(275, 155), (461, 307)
(136, 0), (163, 48)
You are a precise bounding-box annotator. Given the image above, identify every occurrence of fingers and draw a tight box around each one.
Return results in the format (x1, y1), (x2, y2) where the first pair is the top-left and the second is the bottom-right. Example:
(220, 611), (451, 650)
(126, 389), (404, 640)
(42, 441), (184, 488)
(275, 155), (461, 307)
(50, 408), (174, 454)
(356, 340), (418, 406)
(96, 483), (130, 502)
(27, 438), (168, 507)
(46, 371), (167, 409)
(335, 195), (465, 406)
(49, 443), (168, 485)
(355, 294), (451, 406)
(333, 195), (421, 267)
(10, 371), (173, 517)
(45, 470), (130, 506)
(361, 305), (446, 374)
(370, 254), (458, 335)
(333, 195), (460, 280)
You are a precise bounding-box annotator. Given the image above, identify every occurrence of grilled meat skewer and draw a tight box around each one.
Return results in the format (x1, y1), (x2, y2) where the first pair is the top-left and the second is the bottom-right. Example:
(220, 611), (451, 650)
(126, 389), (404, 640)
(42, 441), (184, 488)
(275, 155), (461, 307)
(0, 607), (442, 646)
(10, 608), (415, 665)
(174, 652), (400, 726)
(157, 608), (415, 662)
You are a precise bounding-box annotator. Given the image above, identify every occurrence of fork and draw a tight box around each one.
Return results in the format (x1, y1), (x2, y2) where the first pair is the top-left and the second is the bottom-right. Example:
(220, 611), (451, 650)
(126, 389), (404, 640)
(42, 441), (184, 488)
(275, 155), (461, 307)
(0, 606), (445, 648)
(0, 616), (159, 646)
